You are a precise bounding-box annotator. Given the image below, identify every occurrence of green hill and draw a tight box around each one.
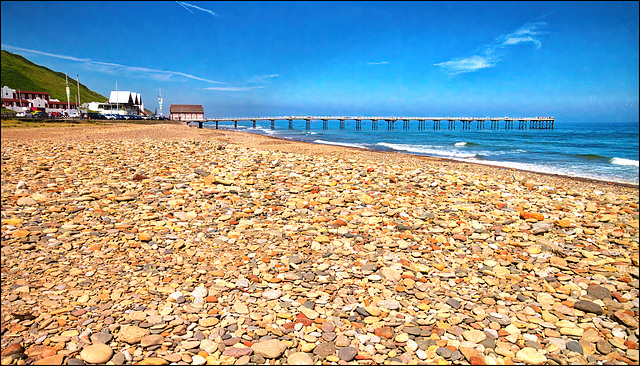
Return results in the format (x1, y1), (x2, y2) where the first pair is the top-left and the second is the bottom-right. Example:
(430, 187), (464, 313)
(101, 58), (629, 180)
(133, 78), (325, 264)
(1, 50), (107, 104)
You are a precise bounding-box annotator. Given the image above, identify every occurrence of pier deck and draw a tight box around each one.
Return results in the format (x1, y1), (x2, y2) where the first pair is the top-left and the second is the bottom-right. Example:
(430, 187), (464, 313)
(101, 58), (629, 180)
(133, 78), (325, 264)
(186, 116), (554, 130)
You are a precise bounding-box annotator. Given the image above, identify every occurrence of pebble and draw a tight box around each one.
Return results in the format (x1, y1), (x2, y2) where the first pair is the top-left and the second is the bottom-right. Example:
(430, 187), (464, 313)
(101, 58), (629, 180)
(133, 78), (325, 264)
(516, 347), (547, 365)
(80, 343), (113, 364)
(90, 332), (113, 344)
(33, 355), (64, 365)
(338, 346), (358, 361)
(191, 355), (206, 365)
(437, 347), (453, 358)
(251, 339), (287, 359)
(0, 344), (23, 358)
(574, 299), (604, 315)
(117, 326), (150, 344)
(566, 340), (583, 354)
(137, 357), (168, 365)
(313, 342), (336, 358)
(140, 334), (164, 347)
(287, 352), (314, 365)
(1, 125), (638, 366)
(463, 329), (486, 343)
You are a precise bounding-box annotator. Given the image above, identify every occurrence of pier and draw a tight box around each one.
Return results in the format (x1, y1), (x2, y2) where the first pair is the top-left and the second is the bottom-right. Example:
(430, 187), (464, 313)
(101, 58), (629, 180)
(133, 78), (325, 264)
(187, 116), (554, 130)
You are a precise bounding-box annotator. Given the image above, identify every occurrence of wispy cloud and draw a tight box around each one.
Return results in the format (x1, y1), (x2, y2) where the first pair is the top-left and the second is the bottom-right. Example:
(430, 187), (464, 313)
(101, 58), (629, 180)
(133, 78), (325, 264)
(203, 86), (265, 92)
(436, 55), (497, 75)
(435, 22), (547, 75)
(247, 74), (279, 83)
(367, 61), (390, 65)
(1, 44), (222, 84)
(498, 22), (545, 49)
(176, 1), (218, 17)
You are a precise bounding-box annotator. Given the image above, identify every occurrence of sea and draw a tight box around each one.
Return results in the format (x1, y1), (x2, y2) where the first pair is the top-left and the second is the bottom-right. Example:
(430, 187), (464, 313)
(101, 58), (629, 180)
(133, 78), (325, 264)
(203, 120), (639, 186)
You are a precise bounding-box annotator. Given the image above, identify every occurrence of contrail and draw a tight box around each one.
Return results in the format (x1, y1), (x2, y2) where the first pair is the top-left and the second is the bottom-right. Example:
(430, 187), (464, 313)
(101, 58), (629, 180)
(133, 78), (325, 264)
(176, 1), (194, 14)
(176, 1), (218, 17)
(1, 44), (223, 84)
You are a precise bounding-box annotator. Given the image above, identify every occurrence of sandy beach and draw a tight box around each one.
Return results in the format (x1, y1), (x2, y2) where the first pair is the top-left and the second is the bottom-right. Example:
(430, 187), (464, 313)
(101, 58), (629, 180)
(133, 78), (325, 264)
(1, 122), (638, 365)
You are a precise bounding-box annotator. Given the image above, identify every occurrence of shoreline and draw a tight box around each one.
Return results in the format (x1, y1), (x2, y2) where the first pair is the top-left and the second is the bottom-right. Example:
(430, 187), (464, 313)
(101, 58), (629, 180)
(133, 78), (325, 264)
(233, 127), (640, 190)
(2, 122), (638, 192)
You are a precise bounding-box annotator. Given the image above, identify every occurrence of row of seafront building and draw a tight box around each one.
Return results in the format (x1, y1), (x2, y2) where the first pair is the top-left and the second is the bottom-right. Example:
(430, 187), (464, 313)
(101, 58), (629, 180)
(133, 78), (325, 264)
(2, 85), (207, 121)
(1, 86), (80, 115)
(1, 86), (145, 117)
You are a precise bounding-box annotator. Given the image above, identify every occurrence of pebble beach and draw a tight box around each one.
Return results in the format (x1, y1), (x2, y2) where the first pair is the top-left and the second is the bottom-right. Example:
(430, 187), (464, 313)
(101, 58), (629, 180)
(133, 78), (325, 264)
(1, 122), (638, 365)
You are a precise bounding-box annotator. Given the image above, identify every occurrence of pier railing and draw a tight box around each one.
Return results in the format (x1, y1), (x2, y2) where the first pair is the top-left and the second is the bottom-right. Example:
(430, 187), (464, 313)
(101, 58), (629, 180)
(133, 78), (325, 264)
(186, 116), (554, 130)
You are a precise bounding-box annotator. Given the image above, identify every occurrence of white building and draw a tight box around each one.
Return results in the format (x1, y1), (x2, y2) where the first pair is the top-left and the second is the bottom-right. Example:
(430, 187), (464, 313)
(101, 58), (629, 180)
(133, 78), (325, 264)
(109, 91), (144, 115)
(86, 91), (144, 115)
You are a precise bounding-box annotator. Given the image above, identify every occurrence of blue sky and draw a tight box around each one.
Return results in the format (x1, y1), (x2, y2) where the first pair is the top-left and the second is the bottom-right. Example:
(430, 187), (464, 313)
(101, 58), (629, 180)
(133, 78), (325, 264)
(1, 1), (638, 122)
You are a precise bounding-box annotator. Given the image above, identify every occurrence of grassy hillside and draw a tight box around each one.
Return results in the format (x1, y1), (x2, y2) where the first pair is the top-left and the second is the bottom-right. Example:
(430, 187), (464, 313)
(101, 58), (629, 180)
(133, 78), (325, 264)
(1, 50), (107, 103)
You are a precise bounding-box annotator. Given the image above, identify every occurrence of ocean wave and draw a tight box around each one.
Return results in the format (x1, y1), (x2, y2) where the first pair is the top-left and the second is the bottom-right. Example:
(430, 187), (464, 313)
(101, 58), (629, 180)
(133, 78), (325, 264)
(575, 153), (609, 161)
(377, 142), (476, 159)
(313, 140), (369, 149)
(454, 141), (479, 147)
(378, 142), (524, 159)
(610, 157), (639, 167)
(249, 127), (279, 135)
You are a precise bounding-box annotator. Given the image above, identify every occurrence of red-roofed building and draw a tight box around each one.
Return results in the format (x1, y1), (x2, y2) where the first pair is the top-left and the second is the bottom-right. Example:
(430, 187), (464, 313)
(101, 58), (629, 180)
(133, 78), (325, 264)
(1, 86), (77, 112)
(170, 104), (204, 121)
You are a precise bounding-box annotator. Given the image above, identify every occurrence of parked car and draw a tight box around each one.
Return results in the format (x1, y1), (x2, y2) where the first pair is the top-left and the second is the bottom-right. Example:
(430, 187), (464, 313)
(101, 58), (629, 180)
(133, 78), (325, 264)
(68, 111), (80, 118)
(86, 112), (106, 119)
(16, 112), (26, 117)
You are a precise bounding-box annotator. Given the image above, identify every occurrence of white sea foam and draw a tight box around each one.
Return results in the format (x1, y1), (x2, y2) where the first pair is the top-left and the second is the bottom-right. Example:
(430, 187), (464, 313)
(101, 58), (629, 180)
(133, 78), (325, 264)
(454, 142), (467, 147)
(610, 157), (639, 167)
(313, 140), (368, 149)
(376, 142), (637, 184)
(377, 142), (476, 159)
(252, 127), (278, 135)
(465, 158), (637, 185)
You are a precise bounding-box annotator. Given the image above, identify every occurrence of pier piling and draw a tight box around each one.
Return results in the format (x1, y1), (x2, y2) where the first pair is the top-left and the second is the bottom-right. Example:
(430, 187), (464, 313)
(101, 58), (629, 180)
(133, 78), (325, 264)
(194, 116), (554, 131)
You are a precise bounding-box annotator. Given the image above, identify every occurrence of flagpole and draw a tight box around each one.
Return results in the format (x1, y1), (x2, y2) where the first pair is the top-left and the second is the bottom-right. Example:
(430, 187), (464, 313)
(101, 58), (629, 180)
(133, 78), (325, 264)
(65, 73), (70, 111)
(77, 74), (80, 113)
